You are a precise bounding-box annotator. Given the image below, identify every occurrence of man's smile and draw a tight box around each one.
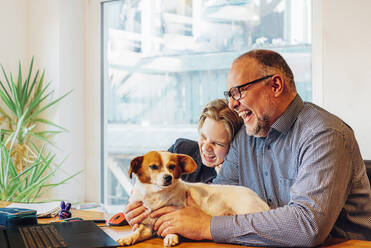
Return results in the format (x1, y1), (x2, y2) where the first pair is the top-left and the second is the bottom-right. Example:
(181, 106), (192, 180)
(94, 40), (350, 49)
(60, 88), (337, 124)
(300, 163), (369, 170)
(238, 109), (253, 123)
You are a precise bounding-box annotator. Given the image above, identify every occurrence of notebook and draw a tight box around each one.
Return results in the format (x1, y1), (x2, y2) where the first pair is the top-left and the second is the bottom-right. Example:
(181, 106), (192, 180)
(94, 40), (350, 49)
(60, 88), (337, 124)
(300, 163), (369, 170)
(0, 220), (118, 248)
(6, 202), (61, 218)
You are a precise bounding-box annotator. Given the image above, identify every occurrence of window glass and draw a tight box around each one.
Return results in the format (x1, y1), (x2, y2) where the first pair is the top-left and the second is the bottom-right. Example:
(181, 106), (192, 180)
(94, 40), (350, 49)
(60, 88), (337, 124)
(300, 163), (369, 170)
(102, 0), (312, 206)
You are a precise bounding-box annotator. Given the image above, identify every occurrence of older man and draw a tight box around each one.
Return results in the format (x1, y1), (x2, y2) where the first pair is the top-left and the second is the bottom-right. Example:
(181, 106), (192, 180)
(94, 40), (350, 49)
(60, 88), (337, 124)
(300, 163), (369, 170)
(125, 49), (371, 247)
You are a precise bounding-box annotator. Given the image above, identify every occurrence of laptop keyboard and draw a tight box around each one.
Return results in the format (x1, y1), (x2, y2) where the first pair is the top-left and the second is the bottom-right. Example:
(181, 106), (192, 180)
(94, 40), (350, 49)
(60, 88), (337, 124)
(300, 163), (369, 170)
(18, 225), (67, 248)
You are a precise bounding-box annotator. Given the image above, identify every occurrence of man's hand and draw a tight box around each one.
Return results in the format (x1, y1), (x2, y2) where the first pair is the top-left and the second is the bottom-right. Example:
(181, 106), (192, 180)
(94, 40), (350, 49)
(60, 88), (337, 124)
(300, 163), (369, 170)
(123, 201), (150, 230)
(152, 192), (212, 241)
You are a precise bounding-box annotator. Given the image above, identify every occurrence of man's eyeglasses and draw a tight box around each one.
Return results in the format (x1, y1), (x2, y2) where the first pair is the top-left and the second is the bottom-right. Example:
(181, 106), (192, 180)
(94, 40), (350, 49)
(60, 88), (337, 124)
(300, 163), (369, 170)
(224, 75), (273, 102)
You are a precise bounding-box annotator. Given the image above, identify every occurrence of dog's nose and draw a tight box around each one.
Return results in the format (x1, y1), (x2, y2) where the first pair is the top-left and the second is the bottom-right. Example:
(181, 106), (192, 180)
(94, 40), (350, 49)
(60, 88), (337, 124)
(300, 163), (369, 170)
(163, 175), (172, 184)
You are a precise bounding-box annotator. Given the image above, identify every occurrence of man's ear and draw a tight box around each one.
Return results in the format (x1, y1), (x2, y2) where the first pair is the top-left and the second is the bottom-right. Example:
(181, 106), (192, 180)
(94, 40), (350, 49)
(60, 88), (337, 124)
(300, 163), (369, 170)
(177, 154), (197, 174)
(271, 75), (284, 97)
(129, 156), (143, 179)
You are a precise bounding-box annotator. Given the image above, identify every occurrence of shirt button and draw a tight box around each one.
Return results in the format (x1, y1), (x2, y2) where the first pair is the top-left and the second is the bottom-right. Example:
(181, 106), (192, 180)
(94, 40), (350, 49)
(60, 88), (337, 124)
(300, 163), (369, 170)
(264, 171), (268, 176)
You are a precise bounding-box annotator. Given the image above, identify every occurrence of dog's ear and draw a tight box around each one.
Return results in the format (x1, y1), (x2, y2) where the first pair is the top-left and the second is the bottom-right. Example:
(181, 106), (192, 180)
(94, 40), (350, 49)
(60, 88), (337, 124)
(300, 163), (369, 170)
(129, 156), (143, 179)
(177, 154), (197, 174)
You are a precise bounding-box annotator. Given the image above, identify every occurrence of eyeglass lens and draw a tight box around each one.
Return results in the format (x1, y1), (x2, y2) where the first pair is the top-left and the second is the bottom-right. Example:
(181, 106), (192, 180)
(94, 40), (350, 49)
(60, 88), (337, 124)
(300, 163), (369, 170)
(224, 87), (241, 102)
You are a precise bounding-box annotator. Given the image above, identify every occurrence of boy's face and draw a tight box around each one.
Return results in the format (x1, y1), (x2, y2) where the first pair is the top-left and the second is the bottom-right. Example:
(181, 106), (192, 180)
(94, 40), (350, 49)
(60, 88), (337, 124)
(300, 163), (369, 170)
(198, 117), (230, 168)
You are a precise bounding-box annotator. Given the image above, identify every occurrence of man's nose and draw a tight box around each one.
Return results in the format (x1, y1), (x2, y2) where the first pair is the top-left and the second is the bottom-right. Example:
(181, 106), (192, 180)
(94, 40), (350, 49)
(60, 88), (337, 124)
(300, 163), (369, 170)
(228, 97), (239, 110)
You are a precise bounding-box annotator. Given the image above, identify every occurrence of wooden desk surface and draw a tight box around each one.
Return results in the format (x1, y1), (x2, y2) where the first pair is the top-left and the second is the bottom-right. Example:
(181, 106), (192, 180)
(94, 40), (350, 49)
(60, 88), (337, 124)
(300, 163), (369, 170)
(1, 201), (370, 247)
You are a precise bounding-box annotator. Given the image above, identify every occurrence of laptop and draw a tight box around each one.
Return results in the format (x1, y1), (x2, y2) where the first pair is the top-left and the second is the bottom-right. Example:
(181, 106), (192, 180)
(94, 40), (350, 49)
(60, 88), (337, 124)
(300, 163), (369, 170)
(0, 220), (119, 248)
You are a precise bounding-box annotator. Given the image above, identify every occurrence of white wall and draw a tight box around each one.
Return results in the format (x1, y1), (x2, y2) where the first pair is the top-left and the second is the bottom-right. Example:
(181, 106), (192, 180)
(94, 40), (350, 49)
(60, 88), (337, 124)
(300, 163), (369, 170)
(0, 0), (27, 69)
(0, 0), (87, 202)
(55, 0), (86, 202)
(30, 0), (87, 202)
(85, 0), (102, 203)
(314, 0), (371, 159)
(0, 0), (370, 203)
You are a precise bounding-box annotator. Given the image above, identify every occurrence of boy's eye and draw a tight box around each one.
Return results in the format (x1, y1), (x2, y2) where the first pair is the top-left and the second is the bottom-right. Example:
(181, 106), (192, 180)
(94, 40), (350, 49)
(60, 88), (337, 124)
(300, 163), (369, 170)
(149, 164), (159, 170)
(168, 165), (175, 170)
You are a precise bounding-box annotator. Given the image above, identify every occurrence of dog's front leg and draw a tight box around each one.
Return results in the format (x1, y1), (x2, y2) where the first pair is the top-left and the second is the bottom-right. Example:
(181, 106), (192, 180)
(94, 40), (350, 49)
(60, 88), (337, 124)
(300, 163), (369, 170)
(163, 233), (180, 247)
(116, 224), (153, 246)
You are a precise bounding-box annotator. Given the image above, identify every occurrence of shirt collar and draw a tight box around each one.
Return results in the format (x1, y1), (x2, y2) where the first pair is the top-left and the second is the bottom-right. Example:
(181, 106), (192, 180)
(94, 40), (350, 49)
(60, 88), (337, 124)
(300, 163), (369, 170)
(270, 94), (304, 135)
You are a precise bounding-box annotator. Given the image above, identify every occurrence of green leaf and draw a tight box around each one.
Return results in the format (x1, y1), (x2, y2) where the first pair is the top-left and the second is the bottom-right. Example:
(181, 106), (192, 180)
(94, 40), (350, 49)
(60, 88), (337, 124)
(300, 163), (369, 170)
(32, 118), (68, 132)
(9, 73), (22, 118)
(23, 89), (53, 119)
(42, 169), (83, 188)
(0, 64), (13, 91)
(27, 69), (40, 100)
(26, 90), (73, 122)
(0, 79), (16, 113)
(35, 131), (64, 136)
(17, 62), (23, 108)
(13, 167), (56, 202)
(21, 57), (34, 108)
(0, 89), (16, 115)
(29, 132), (54, 146)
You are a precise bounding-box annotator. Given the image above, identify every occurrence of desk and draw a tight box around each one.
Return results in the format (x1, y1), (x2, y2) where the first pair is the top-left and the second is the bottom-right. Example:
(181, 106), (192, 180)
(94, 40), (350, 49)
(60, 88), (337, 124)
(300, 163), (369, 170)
(1, 201), (370, 248)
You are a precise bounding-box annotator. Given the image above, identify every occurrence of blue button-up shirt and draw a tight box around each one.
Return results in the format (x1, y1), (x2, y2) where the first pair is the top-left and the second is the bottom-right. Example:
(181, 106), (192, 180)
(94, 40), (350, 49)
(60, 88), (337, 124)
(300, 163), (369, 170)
(212, 95), (371, 246)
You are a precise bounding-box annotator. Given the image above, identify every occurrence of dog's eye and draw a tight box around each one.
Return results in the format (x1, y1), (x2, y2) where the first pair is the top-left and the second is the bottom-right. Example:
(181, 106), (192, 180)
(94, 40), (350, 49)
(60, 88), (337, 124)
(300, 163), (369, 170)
(168, 165), (175, 170)
(149, 164), (158, 170)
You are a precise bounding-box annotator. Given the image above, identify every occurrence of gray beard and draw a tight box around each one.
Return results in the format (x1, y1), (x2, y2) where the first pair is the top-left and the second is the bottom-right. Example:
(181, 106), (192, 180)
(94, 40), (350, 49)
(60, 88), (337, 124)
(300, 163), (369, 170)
(246, 115), (270, 137)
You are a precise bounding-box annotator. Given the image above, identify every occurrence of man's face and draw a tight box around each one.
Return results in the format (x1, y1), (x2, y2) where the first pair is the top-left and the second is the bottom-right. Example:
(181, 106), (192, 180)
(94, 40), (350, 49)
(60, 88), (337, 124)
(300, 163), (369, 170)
(226, 59), (274, 137)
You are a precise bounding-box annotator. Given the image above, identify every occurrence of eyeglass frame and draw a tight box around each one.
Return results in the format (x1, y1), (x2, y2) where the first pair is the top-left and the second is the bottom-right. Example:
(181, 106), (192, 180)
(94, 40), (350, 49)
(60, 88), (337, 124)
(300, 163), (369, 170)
(223, 75), (274, 102)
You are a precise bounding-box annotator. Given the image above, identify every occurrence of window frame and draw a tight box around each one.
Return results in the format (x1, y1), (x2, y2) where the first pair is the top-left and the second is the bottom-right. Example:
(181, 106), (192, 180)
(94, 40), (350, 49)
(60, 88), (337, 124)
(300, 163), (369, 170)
(85, 0), (320, 204)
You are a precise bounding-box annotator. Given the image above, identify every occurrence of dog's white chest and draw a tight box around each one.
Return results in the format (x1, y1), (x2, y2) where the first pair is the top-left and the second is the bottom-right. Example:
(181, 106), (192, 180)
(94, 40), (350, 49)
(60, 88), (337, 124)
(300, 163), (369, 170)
(130, 181), (186, 212)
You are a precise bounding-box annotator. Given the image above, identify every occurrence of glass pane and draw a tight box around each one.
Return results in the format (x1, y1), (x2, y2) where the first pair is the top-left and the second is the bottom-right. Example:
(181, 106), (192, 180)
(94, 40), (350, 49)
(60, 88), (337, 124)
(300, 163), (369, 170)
(101, 0), (312, 206)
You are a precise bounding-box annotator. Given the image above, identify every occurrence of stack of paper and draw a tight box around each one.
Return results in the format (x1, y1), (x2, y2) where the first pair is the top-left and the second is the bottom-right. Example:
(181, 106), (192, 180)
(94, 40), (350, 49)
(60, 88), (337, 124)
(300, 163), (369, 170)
(6, 201), (61, 217)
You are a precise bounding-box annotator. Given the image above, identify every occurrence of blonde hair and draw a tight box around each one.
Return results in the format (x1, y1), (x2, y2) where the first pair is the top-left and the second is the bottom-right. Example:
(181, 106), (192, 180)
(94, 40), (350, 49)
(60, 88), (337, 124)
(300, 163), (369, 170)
(198, 99), (243, 142)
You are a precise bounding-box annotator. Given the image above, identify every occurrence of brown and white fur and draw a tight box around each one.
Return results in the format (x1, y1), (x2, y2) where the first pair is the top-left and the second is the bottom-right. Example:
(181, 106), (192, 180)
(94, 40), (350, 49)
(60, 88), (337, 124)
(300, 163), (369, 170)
(117, 151), (270, 247)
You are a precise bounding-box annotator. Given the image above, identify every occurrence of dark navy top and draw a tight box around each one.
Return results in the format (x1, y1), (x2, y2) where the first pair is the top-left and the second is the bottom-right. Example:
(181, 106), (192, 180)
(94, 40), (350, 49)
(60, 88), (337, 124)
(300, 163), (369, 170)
(168, 138), (217, 183)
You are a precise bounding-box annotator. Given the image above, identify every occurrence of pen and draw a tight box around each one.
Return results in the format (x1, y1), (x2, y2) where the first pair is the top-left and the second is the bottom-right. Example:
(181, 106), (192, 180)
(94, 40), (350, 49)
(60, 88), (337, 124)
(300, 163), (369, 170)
(54, 218), (106, 224)
(91, 219), (106, 224)
(55, 217), (83, 222)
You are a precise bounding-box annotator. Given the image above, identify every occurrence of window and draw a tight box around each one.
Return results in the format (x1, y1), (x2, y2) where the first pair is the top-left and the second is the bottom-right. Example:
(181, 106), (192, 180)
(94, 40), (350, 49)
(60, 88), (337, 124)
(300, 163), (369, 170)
(101, 0), (312, 206)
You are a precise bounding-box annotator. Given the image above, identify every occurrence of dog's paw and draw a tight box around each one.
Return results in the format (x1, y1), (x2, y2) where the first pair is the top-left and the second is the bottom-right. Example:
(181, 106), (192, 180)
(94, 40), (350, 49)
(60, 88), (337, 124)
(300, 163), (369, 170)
(117, 236), (137, 246)
(163, 234), (179, 247)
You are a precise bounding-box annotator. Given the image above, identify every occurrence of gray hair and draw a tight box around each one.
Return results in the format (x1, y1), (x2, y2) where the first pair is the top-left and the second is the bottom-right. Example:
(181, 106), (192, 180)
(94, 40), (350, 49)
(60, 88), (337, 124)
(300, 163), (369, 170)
(235, 49), (297, 95)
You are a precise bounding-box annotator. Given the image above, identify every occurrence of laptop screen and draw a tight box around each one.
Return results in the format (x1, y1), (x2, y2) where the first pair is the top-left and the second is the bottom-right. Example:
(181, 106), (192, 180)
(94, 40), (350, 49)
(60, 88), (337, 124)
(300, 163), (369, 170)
(0, 221), (118, 248)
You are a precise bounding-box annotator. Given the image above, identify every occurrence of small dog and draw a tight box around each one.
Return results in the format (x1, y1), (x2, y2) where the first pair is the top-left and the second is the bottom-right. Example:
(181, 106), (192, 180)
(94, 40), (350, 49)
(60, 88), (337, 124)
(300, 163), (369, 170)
(117, 151), (270, 247)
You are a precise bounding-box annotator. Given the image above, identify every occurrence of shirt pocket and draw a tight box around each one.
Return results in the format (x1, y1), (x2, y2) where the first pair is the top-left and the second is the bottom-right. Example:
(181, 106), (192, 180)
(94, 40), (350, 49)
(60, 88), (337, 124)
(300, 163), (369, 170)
(277, 176), (295, 205)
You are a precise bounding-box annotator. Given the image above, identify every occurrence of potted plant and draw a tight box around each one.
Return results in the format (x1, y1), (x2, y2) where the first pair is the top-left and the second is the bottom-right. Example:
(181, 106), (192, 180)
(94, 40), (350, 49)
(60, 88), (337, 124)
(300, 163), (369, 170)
(0, 57), (79, 202)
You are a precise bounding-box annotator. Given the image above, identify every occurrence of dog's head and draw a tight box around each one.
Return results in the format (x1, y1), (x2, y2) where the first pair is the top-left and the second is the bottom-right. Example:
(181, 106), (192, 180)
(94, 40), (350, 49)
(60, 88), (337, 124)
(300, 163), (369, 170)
(129, 151), (197, 187)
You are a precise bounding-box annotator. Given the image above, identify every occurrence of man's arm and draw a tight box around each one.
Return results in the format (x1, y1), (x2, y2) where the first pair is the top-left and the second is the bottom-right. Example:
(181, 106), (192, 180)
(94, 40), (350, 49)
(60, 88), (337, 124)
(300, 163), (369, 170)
(211, 129), (354, 247)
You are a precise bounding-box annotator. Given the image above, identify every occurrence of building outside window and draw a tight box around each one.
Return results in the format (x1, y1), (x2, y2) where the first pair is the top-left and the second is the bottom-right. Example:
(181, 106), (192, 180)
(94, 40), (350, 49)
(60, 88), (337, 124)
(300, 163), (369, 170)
(101, 0), (312, 206)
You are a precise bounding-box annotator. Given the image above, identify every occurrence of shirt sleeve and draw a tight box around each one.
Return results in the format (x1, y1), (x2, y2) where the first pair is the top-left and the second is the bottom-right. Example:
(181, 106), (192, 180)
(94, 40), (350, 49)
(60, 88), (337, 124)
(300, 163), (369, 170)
(211, 129), (355, 247)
